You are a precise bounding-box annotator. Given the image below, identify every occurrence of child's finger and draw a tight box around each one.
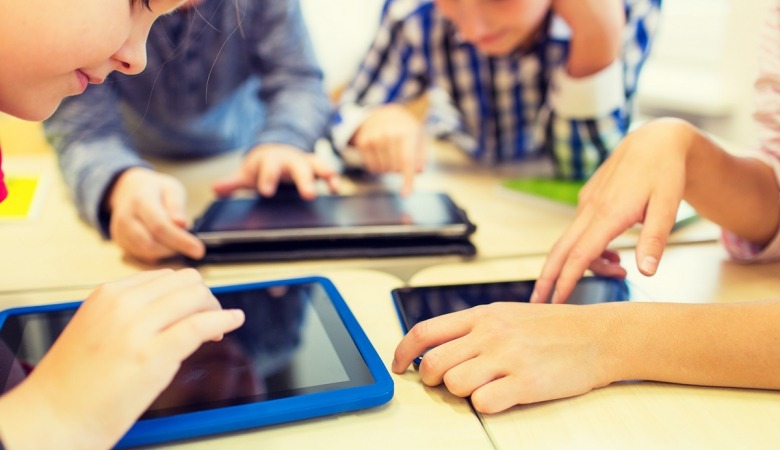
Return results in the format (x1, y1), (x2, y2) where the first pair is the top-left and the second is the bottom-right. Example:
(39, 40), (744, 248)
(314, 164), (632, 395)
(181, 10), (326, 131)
(288, 161), (317, 200)
(552, 213), (634, 303)
(532, 209), (597, 303)
(635, 196), (678, 276)
(257, 157), (282, 197)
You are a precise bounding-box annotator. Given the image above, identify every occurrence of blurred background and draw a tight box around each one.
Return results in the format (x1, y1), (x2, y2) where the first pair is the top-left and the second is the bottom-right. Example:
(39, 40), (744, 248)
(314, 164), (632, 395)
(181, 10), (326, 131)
(301, 0), (772, 151)
(1, 0), (773, 153)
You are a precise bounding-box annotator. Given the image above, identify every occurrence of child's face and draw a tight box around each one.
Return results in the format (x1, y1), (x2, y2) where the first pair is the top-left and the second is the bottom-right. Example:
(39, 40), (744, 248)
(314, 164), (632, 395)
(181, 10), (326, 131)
(0, 0), (186, 121)
(435, 0), (552, 56)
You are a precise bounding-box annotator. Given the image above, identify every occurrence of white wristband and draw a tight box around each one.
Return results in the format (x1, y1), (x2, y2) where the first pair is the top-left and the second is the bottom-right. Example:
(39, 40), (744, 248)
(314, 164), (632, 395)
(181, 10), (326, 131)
(549, 59), (625, 119)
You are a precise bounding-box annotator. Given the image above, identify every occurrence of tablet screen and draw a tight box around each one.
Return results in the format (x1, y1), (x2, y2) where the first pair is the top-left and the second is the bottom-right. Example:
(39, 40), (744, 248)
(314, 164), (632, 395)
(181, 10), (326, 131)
(0, 280), (377, 420)
(192, 192), (472, 243)
(393, 277), (630, 333)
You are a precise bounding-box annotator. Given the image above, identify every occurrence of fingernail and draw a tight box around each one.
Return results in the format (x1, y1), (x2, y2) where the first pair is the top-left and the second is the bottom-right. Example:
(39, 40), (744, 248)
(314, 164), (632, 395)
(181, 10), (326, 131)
(640, 256), (659, 274)
(530, 290), (539, 303)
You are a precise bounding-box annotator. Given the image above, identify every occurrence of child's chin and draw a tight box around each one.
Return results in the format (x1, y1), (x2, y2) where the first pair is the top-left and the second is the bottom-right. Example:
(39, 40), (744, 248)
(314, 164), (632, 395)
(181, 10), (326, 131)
(474, 39), (517, 57)
(4, 102), (58, 122)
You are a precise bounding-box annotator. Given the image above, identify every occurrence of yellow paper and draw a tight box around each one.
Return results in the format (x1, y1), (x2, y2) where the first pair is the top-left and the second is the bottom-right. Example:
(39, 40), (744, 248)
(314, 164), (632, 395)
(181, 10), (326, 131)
(0, 175), (42, 221)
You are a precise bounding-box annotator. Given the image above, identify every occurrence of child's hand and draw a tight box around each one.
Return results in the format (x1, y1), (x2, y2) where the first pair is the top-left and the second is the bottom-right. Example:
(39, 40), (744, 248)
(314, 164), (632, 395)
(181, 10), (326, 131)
(212, 144), (340, 200)
(531, 119), (694, 304)
(108, 167), (205, 263)
(350, 104), (427, 196)
(0, 269), (245, 449)
(552, 0), (625, 77)
(392, 302), (616, 413)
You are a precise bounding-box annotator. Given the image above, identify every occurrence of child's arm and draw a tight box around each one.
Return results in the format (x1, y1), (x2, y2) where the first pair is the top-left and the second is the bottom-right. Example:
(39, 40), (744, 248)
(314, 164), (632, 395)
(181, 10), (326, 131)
(44, 85), (151, 238)
(392, 299), (780, 413)
(541, 0), (661, 180)
(247, 0), (332, 157)
(331, 3), (431, 192)
(553, 0), (625, 78)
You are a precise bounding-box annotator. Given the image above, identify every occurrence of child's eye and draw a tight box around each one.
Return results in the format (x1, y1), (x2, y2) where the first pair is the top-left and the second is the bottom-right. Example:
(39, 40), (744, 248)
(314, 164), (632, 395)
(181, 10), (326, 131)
(130, 0), (152, 10)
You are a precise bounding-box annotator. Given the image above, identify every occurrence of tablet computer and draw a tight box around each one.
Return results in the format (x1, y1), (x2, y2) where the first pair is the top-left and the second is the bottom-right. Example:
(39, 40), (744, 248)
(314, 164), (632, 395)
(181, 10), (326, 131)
(392, 276), (630, 363)
(191, 191), (476, 245)
(0, 276), (393, 448)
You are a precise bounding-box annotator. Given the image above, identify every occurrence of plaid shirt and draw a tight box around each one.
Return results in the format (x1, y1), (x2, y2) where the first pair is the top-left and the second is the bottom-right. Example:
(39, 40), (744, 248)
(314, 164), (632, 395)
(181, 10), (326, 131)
(333, 0), (661, 179)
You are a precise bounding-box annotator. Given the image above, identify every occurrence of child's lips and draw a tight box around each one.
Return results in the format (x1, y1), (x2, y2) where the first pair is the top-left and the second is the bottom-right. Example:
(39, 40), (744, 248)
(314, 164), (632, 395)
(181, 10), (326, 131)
(476, 30), (506, 47)
(75, 70), (105, 93)
(75, 70), (89, 93)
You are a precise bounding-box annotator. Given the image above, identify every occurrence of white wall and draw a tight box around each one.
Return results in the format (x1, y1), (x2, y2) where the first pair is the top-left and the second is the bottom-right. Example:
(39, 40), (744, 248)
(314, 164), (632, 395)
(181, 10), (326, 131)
(636, 0), (772, 149)
(300, 0), (385, 93)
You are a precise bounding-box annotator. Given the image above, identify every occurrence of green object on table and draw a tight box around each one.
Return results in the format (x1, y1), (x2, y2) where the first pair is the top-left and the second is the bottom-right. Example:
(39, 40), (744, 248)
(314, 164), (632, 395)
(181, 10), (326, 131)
(500, 178), (585, 206)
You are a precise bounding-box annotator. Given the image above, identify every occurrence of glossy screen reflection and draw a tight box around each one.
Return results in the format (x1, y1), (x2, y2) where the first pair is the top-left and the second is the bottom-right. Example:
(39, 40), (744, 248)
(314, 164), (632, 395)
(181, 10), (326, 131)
(201, 193), (464, 231)
(393, 277), (631, 332)
(0, 281), (375, 419)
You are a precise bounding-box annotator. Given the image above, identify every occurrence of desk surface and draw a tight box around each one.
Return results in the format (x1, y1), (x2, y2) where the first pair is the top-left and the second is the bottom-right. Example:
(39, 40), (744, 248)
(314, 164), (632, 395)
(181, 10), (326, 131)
(409, 243), (780, 450)
(0, 142), (720, 292)
(0, 127), (776, 448)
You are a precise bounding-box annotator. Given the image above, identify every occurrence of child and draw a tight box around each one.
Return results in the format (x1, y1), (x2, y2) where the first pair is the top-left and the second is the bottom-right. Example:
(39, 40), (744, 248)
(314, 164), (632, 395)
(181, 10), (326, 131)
(332, 0), (661, 194)
(392, 1), (780, 414)
(0, 0), (245, 448)
(44, 0), (338, 264)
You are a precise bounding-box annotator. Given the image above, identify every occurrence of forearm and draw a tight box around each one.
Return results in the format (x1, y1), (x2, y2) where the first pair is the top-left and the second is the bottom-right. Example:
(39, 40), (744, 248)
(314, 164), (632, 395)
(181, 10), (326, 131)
(44, 87), (147, 233)
(251, 0), (331, 152)
(0, 381), (106, 450)
(567, 23), (623, 78)
(257, 84), (331, 152)
(55, 139), (148, 235)
(682, 125), (779, 245)
(563, 1), (625, 78)
(602, 300), (780, 389)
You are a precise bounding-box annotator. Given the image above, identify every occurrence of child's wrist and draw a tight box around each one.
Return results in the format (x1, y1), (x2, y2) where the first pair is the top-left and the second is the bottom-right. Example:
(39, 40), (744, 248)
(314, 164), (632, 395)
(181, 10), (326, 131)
(591, 302), (635, 385)
(566, 22), (623, 78)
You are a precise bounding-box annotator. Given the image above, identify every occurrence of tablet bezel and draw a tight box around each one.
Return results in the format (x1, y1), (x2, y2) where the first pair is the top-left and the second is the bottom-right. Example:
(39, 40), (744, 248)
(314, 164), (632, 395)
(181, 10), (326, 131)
(191, 192), (475, 245)
(0, 276), (394, 448)
(391, 276), (631, 336)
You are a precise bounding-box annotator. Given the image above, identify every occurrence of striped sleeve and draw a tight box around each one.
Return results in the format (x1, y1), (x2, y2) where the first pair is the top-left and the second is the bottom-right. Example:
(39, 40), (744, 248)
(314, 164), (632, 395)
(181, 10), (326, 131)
(723, 0), (780, 262)
(330, 0), (431, 152)
(545, 0), (661, 180)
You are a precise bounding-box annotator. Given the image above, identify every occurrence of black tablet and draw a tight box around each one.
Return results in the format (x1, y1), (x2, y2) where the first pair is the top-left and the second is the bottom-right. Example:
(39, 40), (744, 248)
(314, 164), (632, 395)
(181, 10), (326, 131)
(0, 277), (393, 448)
(392, 276), (631, 336)
(191, 191), (476, 245)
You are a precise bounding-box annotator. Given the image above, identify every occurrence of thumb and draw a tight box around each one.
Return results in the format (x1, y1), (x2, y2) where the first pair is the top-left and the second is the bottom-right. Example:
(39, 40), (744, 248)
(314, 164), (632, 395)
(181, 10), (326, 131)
(400, 135), (418, 197)
(161, 184), (189, 227)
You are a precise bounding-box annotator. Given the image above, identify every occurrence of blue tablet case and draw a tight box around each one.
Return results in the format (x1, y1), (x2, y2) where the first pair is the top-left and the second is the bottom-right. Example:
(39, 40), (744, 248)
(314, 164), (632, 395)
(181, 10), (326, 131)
(0, 276), (394, 448)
